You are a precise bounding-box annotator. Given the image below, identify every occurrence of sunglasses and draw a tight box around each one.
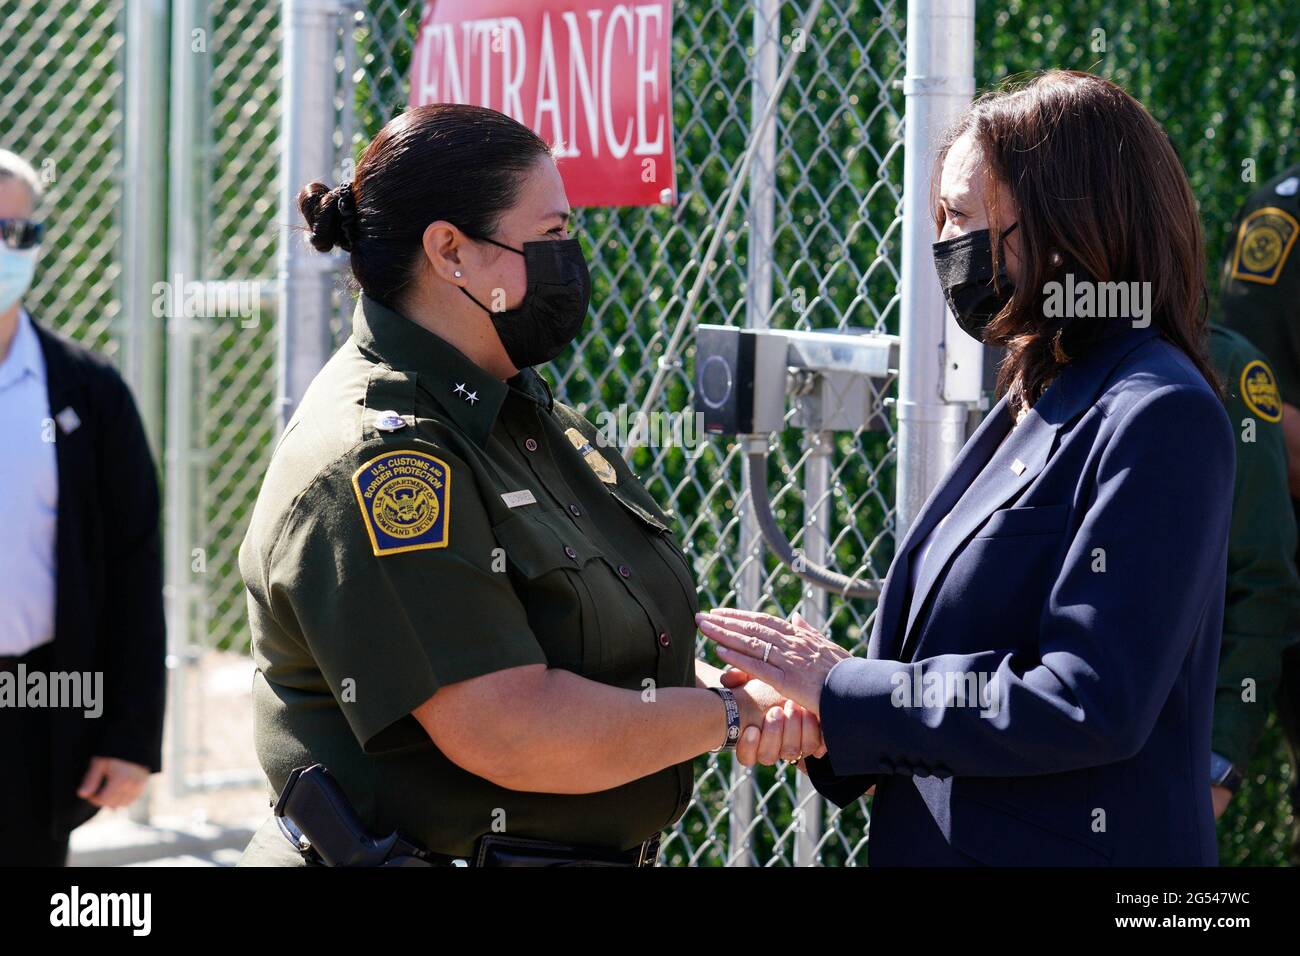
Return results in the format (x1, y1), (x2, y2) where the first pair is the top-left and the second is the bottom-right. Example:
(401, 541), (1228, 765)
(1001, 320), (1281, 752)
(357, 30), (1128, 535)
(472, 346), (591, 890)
(0, 218), (44, 250)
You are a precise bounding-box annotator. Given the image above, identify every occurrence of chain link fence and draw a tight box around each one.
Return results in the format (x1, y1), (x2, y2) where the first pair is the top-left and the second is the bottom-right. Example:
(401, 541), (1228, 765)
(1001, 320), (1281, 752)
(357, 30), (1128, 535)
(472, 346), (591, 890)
(2, 0), (1295, 865)
(0, 0), (124, 355)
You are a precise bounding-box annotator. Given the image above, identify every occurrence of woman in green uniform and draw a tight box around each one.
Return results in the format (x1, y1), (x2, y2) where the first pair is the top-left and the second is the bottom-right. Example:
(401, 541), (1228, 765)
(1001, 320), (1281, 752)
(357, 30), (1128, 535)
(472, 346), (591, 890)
(237, 103), (821, 866)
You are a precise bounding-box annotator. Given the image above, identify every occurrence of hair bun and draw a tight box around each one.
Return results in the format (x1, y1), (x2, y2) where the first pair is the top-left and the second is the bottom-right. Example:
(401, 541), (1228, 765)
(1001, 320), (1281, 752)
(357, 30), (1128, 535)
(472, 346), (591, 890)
(297, 180), (357, 253)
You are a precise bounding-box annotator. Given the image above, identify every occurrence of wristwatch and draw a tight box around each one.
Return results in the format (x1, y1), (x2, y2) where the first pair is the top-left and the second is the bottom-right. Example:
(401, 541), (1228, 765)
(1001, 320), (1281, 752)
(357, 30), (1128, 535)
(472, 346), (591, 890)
(1209, 751), (1243, 793)
(709, 687), (741, 753)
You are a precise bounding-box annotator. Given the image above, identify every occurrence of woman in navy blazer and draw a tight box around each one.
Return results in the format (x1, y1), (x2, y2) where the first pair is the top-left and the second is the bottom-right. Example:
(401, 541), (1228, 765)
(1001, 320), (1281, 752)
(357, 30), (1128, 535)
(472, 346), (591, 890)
(697, 71), (1235, 866)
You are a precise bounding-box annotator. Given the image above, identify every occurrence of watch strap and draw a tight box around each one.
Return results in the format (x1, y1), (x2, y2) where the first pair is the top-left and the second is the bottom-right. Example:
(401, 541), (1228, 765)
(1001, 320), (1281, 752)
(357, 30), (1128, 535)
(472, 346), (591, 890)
(709, 687), (741, 752)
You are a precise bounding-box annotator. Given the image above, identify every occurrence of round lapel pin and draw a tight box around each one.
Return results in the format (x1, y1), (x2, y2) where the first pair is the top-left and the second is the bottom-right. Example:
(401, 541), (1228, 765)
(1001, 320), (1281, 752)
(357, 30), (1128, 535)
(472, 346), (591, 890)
(374, 410), (407, 432)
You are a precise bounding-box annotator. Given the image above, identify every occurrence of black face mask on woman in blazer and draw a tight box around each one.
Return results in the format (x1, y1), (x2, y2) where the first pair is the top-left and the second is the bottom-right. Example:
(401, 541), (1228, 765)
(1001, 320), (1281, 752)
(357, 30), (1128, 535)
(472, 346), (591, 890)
(931, 221), (1018, 343)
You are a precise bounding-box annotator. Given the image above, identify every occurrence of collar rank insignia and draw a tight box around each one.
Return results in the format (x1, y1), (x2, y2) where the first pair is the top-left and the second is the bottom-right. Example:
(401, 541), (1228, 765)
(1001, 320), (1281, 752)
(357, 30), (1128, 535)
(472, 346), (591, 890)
(351, 450), (451, 555)
(564, 427), (617, 484)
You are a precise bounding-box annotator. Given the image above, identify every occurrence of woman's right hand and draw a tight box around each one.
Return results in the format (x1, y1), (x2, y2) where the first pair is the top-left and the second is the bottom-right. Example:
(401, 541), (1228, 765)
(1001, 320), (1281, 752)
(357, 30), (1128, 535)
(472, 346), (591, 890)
(722, 669), (827, 767)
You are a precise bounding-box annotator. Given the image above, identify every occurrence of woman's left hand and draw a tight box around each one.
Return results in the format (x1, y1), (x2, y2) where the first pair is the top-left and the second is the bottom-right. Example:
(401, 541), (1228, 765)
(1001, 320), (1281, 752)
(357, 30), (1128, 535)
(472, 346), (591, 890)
(696, 609), (851, 716)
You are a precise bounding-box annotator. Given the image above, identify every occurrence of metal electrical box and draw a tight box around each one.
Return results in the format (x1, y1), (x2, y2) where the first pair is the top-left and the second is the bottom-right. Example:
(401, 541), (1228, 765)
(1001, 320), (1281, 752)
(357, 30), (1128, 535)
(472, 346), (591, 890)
(694, 325), (899, 436)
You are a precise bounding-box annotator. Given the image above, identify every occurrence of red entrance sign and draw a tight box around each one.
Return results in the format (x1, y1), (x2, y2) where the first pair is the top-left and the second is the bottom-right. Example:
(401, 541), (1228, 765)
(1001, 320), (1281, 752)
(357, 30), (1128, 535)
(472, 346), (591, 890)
(410, 1), (676, 207)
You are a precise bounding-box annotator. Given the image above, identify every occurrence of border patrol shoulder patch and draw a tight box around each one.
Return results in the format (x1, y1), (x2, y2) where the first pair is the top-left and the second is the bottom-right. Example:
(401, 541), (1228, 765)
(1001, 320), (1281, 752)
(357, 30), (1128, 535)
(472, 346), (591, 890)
(1240, 359), (1283, 423)
(1230, 206), (1299, 285)
(351, 450), (451, 555)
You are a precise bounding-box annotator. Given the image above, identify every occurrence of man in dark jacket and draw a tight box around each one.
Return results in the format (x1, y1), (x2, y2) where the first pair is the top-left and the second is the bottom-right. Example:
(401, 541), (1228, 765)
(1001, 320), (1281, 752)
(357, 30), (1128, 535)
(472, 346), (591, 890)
(0, 149), (166, 865)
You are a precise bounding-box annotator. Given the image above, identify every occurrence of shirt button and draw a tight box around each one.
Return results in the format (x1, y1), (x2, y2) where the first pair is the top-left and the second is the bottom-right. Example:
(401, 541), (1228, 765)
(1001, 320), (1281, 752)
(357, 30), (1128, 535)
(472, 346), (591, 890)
(568, 503), (581, 517)
(617, 564), (631, 578)
(564, 546), (577, 560)
(658, 631), (671, 647)
(525, 438), (538, 452)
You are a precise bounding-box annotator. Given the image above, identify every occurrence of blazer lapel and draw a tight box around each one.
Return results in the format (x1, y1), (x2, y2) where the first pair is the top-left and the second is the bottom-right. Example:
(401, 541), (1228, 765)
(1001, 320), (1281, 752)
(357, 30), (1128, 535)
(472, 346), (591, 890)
(899, 401), (1059, 652)
(34, 320), (91, 672)
(871, 395), (1014, 659)
(891, 322), (1163, 660)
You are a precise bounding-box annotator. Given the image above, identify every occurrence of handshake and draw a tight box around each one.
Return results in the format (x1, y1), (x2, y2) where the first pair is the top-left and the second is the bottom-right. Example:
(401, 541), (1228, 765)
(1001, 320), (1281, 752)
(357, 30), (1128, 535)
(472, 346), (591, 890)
(697, 607), (853, 770)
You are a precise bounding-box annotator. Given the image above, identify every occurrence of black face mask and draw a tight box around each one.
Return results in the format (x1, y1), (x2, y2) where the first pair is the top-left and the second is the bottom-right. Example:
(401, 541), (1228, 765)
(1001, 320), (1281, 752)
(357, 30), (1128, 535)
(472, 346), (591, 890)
(460, 236), (591, 368)
(931, 222), (1018, 342)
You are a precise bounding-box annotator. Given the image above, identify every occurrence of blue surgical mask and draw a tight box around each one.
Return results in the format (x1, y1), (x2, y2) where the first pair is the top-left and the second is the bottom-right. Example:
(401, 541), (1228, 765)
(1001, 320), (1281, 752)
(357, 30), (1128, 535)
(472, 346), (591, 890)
(0, 247), (37, 312)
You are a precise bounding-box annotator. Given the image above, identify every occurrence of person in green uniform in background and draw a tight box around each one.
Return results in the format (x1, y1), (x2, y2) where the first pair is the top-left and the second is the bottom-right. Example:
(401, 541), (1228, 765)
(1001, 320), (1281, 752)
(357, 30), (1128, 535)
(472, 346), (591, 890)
(237, 104), (822, 866)
(1207, 323), (1300, 824)
(1216, 161), (1300, 857)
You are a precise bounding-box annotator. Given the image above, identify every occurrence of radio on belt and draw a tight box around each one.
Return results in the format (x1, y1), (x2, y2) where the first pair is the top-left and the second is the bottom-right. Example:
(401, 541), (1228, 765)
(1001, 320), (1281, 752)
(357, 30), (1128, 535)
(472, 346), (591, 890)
(694, 324), (899, 435)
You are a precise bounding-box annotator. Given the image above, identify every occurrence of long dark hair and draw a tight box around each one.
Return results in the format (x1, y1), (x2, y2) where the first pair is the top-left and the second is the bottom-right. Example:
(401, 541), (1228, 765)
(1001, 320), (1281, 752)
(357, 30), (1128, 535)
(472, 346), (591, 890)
(934, 70), (1220, 412)
(298, 103), (552, 306)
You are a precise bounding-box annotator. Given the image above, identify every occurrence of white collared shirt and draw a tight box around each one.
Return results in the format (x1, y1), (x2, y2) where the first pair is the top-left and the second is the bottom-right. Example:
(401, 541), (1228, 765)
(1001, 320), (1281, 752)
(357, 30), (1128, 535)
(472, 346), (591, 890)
(0, 309), (58, 655)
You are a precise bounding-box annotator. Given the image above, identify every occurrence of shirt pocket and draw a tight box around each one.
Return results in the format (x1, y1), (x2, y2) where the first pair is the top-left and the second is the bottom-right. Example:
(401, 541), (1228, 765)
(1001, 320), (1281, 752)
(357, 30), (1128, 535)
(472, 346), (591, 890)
(974, 502), (1070, 539)
(606, 487), (700, 617)
(491, 509), (652, 683)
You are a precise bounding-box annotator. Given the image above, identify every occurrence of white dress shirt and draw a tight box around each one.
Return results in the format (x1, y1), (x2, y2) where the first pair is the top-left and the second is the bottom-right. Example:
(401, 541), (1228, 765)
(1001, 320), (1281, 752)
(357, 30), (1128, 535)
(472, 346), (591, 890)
(0, 308), (58, 655)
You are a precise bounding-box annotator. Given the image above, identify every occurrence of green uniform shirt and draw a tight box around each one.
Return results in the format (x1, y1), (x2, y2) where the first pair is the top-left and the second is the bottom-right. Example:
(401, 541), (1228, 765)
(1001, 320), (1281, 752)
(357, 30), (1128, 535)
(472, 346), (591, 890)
(238, 294), (698, 865)
(1218, 163), (1300, 406)
(1209, 324), (1300, 769)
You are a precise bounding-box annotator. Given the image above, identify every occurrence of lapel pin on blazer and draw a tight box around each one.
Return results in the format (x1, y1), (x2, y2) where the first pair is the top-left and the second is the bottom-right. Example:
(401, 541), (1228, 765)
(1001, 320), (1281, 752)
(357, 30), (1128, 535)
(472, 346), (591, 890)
(1010, 458), (1026, 475)
(55, 406), (81, 435)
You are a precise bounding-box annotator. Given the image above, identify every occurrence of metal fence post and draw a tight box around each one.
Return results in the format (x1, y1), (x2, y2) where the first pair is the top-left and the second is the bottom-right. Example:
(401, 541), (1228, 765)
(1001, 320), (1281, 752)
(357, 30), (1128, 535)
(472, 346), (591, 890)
(896, 0), (976, 534)
(122, 0), (169, 821)
(726, 0), (782, 868)
(796, 431), (830, 865)
(277, 0), (343, 432)
(163, 0), (210, 799)
(121, 0), (168, 455)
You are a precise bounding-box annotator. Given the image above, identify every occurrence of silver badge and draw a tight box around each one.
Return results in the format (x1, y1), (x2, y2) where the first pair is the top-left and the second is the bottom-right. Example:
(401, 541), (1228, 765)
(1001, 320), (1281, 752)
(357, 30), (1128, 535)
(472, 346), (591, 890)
(374, 410), (406, 432)
(452, 383), (479, 405)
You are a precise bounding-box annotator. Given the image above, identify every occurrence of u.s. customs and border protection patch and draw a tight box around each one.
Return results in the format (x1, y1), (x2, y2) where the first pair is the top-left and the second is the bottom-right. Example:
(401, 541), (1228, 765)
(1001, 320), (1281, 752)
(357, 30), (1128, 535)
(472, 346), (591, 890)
(1240, 359), (1283, 423)
(1230, 207), (1299, 285)
(351, 450), (451, 555)
(564, 427), (617, 484)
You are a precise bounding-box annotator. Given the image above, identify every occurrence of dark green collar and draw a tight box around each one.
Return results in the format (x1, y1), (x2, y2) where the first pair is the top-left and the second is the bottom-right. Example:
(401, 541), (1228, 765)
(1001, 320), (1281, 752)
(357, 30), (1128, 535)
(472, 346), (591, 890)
(352, 294), (552, 447)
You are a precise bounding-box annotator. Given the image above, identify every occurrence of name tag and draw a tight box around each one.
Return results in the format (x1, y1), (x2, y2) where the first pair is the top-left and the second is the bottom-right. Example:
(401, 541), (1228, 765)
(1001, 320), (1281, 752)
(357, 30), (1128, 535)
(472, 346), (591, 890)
(501, 490), (537, 509)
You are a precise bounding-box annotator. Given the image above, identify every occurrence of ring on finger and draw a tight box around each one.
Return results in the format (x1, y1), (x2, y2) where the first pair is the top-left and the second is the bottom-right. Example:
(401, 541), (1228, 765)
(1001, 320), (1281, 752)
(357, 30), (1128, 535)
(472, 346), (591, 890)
(762, 641), (773, 664)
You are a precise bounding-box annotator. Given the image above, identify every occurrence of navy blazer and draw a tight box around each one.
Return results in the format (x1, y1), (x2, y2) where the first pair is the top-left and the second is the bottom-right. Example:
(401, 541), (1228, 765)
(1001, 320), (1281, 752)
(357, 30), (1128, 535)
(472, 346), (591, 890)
(31, 318), (167, 834)
(805, 323), (1234, 866)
